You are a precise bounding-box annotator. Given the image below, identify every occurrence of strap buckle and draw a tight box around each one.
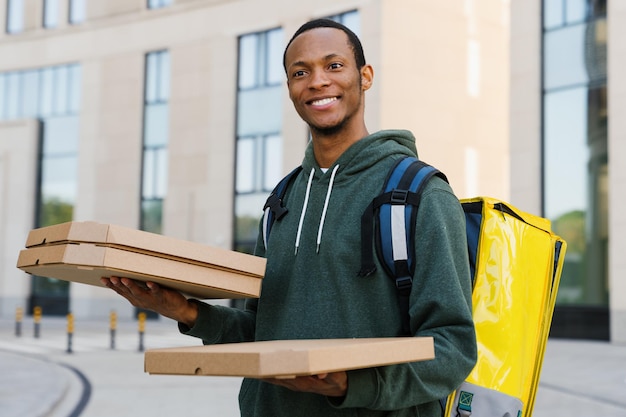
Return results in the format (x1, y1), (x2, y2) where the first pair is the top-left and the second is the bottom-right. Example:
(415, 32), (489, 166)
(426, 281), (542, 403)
(390, 189), (409, 204)
(395, 276), (413, 291)
(264, 193), (289, 220)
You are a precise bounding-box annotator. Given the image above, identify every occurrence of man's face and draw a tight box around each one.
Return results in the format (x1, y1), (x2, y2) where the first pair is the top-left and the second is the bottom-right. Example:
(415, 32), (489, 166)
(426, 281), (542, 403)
(284, 27), (372, 136)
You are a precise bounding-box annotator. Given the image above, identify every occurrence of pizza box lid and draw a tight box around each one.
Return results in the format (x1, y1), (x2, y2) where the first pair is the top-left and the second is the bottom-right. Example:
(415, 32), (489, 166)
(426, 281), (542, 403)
(144, 337), (435, 379)
(24, 221), (265, 278)
(17, 243), (262, 299)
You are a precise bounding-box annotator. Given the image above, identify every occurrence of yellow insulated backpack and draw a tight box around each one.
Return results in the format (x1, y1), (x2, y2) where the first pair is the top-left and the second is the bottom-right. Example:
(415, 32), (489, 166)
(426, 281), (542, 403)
(444, 197), (566, 417)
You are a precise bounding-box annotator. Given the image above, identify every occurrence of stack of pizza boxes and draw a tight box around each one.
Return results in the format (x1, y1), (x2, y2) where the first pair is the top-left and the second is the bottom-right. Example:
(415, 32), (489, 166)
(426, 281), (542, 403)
(17, 221), (435, 379)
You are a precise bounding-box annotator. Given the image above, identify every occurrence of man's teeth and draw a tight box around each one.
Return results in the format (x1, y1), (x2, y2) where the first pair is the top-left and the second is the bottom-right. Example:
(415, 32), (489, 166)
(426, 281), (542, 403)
(312, 97), (337, 106)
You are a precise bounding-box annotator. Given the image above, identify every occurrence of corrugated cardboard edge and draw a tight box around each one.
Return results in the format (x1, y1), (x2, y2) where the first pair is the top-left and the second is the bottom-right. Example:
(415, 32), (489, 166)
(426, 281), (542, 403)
(24, 221), (266, 278)
(16, 244), (261, 299)
(144, 337), (435, 378)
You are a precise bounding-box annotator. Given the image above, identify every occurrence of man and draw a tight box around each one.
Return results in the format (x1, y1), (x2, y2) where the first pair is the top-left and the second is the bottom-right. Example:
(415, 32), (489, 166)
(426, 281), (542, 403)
(102, 18), (476, 416)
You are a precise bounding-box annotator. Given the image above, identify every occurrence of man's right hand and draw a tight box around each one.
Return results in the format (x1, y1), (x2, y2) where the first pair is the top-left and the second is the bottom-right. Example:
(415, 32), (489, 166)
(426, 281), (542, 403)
(100, 277), (198, 328)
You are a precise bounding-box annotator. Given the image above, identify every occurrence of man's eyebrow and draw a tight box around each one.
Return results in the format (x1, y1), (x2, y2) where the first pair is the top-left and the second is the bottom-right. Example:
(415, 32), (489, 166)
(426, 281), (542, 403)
(288, 53), (343, 70)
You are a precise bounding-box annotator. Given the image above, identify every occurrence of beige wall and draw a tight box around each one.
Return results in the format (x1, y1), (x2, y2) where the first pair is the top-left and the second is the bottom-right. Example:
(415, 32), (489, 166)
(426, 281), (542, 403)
(509, 0), (542, 216)
(0, 120), (39, 317)
(378, 0), (510, 201)
(608, 0), (626, 343)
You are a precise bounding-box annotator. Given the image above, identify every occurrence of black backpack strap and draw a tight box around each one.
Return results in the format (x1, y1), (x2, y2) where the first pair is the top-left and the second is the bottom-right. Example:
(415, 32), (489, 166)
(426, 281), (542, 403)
(262, 166), (303, 249)
(359, 156), (448, 335)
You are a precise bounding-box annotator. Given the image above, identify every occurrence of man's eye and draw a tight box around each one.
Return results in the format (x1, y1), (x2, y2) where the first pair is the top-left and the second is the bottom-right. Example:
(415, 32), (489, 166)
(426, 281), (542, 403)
(329, 63), (343, 70)
(292, 70), (306, 78)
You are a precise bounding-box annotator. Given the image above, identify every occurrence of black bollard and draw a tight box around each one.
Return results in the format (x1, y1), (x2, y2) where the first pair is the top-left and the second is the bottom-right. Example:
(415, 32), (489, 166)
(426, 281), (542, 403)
(110, 310), (117, 350)
(33, 306), (42, 338)
(66, 312), (74, 354)
(138, 312), (146, 352)
(15, 307), (23, 337)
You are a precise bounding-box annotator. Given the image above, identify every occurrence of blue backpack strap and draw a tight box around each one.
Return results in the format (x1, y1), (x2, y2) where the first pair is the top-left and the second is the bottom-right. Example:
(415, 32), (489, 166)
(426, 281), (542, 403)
(262, 166), (303, 249)
(359, 156), (448, 335)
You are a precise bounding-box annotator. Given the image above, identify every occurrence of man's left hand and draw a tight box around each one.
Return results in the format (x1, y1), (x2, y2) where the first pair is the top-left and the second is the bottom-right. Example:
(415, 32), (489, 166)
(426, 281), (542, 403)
(263, 371), (348, 397)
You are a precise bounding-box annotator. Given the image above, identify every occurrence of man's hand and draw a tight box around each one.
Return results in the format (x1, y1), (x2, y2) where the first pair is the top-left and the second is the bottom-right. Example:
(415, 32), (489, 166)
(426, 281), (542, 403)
(262, 371), (348, 397)
(100, 277), (198, 327)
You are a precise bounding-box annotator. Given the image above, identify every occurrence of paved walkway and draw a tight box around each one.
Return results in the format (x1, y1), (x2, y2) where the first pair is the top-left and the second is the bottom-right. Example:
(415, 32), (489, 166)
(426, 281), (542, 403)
(1, 317), (625, 417)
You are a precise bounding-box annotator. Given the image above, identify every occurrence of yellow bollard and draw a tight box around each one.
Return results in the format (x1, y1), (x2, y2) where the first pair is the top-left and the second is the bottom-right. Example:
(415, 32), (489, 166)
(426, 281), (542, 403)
(110, 310), (117, 350)
(33, 306), (42, 338)
(15, 307), (23, 337)
(138, 312), (146, 352)
(66, 312), (74, 353)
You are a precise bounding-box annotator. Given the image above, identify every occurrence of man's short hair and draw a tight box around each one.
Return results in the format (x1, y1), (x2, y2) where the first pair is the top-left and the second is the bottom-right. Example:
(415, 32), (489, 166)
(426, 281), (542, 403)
(283, 18), (367, 74)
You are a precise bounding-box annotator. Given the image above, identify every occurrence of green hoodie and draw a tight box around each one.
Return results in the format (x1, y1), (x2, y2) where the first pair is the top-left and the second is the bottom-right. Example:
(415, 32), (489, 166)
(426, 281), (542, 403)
(182, 130), (477, 416)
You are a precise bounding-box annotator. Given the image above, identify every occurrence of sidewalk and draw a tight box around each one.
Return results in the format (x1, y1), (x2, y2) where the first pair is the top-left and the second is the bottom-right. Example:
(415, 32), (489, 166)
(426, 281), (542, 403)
(1, 317), (625, 417)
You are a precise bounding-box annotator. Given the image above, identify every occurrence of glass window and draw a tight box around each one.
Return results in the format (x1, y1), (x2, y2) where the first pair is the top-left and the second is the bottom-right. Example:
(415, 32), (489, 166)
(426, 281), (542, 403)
(6, 72), (21, 120)
(591, 0), (607, 17)
(544, 24), (588, 89)
(327, 10), (361, 35)
(145, 51), (169, 103)
(54, 66), (69, 115)
(143, 103), (168, 147)
(542, 1), (608, 312)
(69, 0), (86, 24)
(40, 68), (55, 117)
(266, 29), (284, 85)
(263, 134), (282, 191)
(544, 0), (563, 29)
(141, 147), (168, 199)
(44, 0), (59, 28)
(238, 34), (259, 89)
(39, 115), (79, 225)
(6, 0), (24, 34)
(148, 0), (172, 10)
(236, 138), (255, 193)
(0, 74), (6, 120)
(68, 65), (82, 113)
(566, 0), (587, 24)
(141, 50), (170, 233)
(21, 70), (40, 118)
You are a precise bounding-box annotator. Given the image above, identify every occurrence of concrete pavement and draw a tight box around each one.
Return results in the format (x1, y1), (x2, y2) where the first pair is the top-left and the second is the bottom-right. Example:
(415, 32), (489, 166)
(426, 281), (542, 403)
(1, 316), (625, 417)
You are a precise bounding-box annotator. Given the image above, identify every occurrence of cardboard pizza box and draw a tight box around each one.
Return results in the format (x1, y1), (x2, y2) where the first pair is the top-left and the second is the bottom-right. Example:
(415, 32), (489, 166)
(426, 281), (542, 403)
(23, 221), (266, 277)
(144, 337), (435, 379)
(17, 242), (263, 300)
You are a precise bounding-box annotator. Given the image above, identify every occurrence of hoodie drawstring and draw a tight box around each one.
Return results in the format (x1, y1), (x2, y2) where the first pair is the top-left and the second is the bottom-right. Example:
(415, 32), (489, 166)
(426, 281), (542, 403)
(316, 165), (339, 253)
(295, 167), (315, 255)
(294, 165), (339, 255)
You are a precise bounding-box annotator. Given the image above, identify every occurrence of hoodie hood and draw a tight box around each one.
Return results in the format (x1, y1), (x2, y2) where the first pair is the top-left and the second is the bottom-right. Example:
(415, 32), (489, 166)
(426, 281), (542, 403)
(286, 129), (418, 254)
(301, 129), (418, 181)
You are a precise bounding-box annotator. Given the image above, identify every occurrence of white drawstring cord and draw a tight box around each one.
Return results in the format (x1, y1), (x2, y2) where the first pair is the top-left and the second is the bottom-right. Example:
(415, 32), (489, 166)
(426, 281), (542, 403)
(294, 167), (315, 255)
(316, 165), (339, 253)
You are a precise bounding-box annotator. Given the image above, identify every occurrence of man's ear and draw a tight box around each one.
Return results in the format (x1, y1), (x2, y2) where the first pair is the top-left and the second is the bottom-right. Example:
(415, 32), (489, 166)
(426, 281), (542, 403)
(361, 64), (374, 91)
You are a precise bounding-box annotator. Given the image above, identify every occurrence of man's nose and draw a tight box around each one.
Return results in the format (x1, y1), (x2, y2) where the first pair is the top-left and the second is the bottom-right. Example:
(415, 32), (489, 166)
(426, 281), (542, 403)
(309, 69), (330, 89)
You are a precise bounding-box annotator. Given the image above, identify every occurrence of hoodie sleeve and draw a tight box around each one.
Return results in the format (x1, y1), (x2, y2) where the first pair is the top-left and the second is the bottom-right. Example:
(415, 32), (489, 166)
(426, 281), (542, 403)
(178, 298), (257, 344)
(333, 178), (477, 410)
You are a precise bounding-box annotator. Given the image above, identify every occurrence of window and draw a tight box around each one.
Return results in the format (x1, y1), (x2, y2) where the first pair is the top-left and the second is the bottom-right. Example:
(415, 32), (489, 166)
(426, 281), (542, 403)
(326, 9), (361, 35)
(234, 28), (284, 255)
(148, 0), (172, 9)
(44, 0), (59, 28)
(141, 50), (170, 234)
(6, 0), (24, 34)
(542, 0), (608, 309)
(0, 63), (81, 121)
(69, 0), (86, 24)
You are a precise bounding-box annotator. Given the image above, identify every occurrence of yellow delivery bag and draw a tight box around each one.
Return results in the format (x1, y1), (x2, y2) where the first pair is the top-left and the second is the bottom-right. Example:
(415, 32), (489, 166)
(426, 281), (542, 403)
(445, 197), (567, 417)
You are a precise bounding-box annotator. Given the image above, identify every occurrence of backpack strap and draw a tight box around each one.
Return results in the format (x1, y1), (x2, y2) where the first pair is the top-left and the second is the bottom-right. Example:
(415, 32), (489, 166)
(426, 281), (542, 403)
(359, 156), (448, 335)
(262, 166), (303, 249)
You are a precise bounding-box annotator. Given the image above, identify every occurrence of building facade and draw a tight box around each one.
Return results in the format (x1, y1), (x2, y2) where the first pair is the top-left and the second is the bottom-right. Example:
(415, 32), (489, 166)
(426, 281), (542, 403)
(0, 0), (622, 342)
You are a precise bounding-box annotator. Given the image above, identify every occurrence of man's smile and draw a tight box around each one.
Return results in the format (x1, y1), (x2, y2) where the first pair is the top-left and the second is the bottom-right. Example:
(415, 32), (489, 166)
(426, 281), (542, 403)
(309, 97), (339, 107)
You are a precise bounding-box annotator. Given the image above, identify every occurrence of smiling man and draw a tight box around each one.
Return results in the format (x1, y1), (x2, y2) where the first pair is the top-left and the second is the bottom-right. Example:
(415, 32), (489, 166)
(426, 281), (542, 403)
(102, 19), (476, 417)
